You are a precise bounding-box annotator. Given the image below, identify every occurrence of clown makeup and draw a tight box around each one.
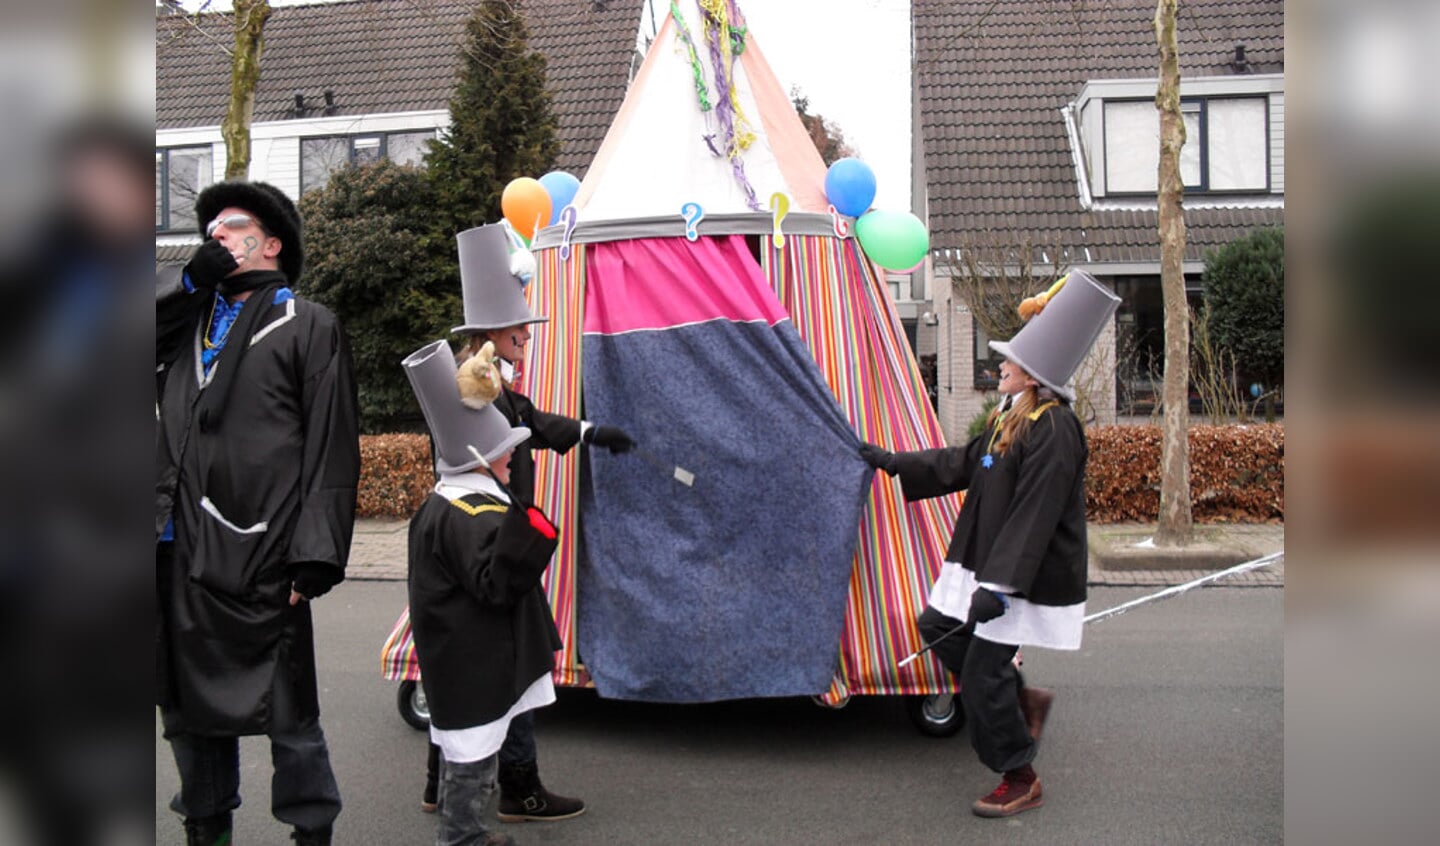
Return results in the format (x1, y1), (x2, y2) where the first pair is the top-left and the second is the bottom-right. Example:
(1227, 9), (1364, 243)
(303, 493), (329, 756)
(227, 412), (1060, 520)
(208, 205), (280, 275)
(485, 324), (531, 364)
(997, 358), (1039, 396)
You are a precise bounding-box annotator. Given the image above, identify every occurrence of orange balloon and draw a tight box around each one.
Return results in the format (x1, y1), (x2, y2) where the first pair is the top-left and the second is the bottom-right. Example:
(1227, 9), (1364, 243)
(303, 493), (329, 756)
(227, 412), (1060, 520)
(501, 177), (552, 241)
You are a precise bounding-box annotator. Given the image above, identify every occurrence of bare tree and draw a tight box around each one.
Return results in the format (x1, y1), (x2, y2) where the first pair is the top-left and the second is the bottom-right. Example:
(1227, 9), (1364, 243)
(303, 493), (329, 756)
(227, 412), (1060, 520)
(221, 0), (272, 179)
(1154, 0), (1193, 544)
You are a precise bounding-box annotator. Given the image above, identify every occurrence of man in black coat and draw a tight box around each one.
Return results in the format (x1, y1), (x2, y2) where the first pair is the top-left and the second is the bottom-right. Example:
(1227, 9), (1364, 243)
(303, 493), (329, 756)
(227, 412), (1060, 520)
(156, 181), (360, 846)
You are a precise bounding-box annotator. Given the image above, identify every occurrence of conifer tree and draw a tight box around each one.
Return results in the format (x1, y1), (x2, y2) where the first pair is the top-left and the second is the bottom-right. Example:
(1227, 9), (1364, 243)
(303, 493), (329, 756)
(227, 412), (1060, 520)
(427, 0), (561, 233)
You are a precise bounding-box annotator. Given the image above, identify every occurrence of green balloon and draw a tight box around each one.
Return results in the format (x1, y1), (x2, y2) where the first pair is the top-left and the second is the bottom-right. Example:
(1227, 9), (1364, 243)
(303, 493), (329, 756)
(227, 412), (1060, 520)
(854, 210), (930, 271)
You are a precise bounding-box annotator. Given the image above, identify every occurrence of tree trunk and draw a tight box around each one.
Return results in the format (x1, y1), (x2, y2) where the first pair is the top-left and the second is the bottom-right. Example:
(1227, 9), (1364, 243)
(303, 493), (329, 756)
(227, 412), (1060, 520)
(221, 0), (272, 180)
(1154, 0), (1192, 545)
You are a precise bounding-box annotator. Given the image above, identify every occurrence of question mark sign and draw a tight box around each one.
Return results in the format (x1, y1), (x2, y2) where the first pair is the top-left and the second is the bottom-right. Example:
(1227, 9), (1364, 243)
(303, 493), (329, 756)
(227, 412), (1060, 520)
(559, 205), (578, 260)
(828, 204), (851, 239)
(769, 192), (790, 249)
(681, 202), (705, 241)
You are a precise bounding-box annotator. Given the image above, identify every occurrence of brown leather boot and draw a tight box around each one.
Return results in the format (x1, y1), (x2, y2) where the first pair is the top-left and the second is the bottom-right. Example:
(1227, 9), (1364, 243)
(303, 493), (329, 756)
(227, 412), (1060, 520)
(497, 761), (586, 822)
(1019, 687), (1055, 741)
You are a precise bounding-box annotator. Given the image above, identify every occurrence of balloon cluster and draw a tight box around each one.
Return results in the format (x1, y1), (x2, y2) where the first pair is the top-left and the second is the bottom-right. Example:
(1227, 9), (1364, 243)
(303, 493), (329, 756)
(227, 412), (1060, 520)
(825, 157), (929, 272)
(501, 171), (581, 243)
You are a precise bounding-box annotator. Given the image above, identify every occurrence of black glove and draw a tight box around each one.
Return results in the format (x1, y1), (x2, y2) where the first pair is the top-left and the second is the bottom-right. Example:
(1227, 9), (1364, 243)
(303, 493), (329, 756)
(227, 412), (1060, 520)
(183, 239), (238, 292)
(859, 442), (898, 474)
(292, 562), (340, 600)
(585, 425), (636, 454)
(968, 587), (1009, 624)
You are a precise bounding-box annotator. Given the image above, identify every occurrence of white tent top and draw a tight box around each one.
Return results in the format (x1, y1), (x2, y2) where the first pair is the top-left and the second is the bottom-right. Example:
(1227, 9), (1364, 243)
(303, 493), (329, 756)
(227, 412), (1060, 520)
(574, 0), (830, 224)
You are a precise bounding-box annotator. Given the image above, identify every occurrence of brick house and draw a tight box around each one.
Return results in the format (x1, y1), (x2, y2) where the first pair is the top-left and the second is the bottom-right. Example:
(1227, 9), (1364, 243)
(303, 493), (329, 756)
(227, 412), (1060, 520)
(911, 0), (1283, 438)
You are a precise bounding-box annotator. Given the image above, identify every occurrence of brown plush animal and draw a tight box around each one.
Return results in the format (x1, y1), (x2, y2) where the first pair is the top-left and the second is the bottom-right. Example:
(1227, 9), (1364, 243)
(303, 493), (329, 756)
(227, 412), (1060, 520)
(1018, 275), (1070, 321)
(456, 341), (503, 409)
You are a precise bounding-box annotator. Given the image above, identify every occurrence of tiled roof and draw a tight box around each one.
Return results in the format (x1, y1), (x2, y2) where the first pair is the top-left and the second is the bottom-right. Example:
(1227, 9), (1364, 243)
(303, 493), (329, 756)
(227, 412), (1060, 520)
(156, 244), (196, 266)
(156, 0), (642, 174)
(914, 0), (1283, 265)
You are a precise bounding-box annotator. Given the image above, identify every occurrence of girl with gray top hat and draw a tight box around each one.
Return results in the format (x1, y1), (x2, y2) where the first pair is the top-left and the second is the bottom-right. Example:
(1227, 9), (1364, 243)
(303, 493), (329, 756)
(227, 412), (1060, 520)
(860, 270), (1120, 819)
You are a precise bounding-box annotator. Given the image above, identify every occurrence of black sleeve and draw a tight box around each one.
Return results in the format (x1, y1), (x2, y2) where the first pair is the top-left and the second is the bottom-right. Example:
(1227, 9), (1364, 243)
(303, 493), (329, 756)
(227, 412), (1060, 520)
(889, 430), (988, 501)
(447, 505), (559, 606)
(505, 388), (583, 454)
(285, 311), (361, 580)
(156, 268), (204, 377)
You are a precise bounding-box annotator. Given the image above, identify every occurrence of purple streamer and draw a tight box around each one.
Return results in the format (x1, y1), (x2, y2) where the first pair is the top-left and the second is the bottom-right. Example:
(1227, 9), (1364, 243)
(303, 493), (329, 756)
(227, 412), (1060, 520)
(702, 4), (761, 211)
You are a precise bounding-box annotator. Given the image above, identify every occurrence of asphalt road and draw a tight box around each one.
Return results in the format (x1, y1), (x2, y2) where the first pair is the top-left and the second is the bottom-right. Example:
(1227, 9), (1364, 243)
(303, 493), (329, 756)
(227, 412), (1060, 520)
(156, 580), (1282, 845)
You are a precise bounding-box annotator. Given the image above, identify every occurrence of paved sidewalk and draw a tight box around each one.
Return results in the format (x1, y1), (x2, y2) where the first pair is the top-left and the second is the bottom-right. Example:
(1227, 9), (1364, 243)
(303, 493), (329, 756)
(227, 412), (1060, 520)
(346, 518), (1284, 588)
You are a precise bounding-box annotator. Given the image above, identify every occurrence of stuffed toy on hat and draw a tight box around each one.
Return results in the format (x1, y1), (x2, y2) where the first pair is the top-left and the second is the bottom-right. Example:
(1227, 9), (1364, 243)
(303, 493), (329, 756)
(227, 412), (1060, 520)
(456, 341), (504, 409)
(1018, 276), (1069, 322)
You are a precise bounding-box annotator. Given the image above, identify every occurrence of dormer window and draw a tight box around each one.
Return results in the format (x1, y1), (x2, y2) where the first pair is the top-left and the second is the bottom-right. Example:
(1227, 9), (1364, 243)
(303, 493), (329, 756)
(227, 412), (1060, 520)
(1066, 73), (1283, 207)
(1103, 95), (1269, 194)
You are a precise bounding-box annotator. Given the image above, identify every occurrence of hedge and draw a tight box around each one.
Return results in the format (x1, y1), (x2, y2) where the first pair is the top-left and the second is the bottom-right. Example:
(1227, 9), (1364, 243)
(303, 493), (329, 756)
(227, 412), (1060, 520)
(1084, 424), (1284, 523)
(357, 424), (1284, 523)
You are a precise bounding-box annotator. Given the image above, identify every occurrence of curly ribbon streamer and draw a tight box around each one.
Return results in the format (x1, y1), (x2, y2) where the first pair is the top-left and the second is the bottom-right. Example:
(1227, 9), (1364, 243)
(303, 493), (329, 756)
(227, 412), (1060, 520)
(670, 0), (712, 112)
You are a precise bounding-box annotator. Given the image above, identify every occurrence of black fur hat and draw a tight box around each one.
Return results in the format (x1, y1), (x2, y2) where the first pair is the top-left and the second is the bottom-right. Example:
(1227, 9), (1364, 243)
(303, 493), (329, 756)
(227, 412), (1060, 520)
(195, 180), (305, 282)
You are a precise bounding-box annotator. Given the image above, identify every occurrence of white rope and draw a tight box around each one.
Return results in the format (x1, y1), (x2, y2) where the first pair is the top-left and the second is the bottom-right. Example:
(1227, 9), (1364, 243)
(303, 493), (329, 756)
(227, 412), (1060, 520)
(1081, 551), (1284, 625)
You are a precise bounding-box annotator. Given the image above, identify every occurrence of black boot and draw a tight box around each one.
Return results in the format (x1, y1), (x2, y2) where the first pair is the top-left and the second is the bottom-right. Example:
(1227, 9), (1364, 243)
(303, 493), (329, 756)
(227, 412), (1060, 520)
(291, 826), (332, 846)
(423, 741), (441, 812)
(182, 812), (232, 846)
(497, 761), (585, 822)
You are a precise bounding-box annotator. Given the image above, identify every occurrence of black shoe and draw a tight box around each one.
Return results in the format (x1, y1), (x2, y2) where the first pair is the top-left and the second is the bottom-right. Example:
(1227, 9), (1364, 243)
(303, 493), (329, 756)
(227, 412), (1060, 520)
(497, 761), (586, 822)
(183, 812), (232, 846)
(292, 826), (332, 846)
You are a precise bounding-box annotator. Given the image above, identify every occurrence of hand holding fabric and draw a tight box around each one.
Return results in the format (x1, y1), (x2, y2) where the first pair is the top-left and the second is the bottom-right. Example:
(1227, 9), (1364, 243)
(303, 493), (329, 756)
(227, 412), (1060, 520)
(859, 442), (898, 474)
(183, 239), (238, 292)
(968, 587), (1009, 624)
(586, 425), (636, 454)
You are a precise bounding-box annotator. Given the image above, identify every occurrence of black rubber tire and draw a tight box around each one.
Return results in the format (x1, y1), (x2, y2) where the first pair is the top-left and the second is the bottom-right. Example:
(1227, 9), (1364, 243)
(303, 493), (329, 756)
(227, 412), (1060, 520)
(398, 680), (431, 731)
(905, 693), (965, 738)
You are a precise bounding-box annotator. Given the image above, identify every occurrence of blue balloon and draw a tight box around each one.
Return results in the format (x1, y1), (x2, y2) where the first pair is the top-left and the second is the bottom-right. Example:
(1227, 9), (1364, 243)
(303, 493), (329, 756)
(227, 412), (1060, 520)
(537, 171), (581, 226)
(824, 157), (877, 218)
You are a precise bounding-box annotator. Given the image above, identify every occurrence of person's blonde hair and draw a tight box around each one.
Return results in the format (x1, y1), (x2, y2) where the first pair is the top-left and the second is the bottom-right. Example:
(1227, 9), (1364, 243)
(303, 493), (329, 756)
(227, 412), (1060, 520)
(986, 384), (1063, 456)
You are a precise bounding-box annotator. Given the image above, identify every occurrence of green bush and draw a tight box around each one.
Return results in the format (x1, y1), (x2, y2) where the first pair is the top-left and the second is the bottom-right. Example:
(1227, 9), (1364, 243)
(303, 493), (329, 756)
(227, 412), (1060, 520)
(297, 161), (461, 433)
(967, 395), (1000, 439)
(1202, 226), (1284, 392)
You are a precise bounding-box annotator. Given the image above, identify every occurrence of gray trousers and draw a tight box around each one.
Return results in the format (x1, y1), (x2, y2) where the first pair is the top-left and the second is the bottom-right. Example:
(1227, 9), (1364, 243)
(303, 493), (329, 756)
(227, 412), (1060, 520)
(436, 754), (500, 846)
(917, 606), (1036, 774)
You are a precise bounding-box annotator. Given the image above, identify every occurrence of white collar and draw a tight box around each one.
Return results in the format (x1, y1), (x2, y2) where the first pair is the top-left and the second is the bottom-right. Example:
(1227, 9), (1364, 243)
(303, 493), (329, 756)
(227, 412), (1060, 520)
(435, 471), (509, 504)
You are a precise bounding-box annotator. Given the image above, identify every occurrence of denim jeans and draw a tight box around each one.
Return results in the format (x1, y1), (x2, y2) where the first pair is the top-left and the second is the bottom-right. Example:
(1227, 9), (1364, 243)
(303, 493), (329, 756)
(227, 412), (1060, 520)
(436, 754), (498, 846)
(166, 716), (342, 832)
(498, 709), (536, 767)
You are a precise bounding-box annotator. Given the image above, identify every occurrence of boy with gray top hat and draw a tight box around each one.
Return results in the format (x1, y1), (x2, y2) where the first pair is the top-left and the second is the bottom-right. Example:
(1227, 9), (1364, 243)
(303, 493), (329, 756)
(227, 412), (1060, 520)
(415, 222), (635, 821)
(403, 338), (563, 846)
(861, 270), (1119, 819)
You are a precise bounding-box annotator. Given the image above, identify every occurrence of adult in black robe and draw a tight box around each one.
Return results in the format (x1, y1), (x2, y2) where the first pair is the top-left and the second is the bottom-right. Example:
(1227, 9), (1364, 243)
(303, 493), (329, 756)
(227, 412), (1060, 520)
(155, 181), (359, 846)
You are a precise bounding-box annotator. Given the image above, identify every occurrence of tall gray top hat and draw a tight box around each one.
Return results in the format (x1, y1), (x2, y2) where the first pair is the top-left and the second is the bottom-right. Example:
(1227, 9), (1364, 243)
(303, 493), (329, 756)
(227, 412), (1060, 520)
(451, 223), (548, 334)
(402, 340), (530, 473)
(988, 269), (1121, 403)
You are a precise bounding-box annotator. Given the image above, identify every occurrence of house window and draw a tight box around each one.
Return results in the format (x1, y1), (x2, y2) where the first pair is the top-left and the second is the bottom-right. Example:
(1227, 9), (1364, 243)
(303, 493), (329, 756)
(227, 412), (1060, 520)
(300, 130), (438, 194)
(156, 146), (214, 232)
(1103, 96), (1268, 195)
(972, 321), (1003, 389)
